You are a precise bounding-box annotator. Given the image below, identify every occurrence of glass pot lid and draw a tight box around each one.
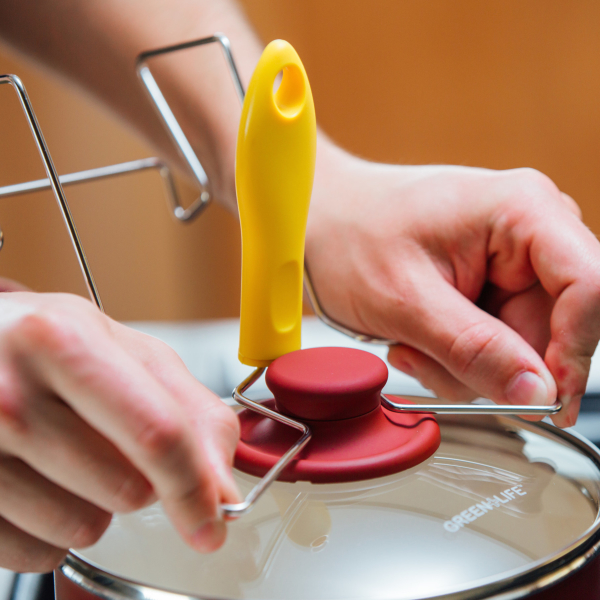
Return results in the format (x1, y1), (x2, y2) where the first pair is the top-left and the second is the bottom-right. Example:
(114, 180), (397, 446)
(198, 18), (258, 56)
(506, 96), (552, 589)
(74, 409), (600, 600)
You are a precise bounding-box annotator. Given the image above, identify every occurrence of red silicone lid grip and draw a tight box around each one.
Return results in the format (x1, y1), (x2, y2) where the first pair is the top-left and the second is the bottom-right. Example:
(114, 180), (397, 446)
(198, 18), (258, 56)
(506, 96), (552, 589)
(266, 347), (388, 421)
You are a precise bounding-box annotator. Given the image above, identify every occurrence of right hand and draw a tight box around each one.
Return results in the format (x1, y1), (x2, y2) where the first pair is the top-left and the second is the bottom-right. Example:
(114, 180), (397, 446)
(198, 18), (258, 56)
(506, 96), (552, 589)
(307, 157), (600, 428)
(0, 291), (240, 572)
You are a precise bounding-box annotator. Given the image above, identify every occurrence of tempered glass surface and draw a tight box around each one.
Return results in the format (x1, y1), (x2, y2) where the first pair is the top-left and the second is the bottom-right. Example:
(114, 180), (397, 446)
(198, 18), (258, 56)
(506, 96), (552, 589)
(78, 416), (600, 600)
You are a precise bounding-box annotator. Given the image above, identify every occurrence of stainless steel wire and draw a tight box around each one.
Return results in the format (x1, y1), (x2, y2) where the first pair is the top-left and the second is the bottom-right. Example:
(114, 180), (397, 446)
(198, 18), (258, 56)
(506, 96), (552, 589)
(0, 157), (165, 197)
(303, 261), (395, 345)
(381, 393), (562, 416)
(0, 34), (369, 344)
(0, 157), (195, 223)
(0, 35), (244, 225)
(0, 43), (563, 522)
(222, 368), (312, 517)
(0, 35), (244, 312)
(136, 33), (245, 221)
(0, 74), (103, 311)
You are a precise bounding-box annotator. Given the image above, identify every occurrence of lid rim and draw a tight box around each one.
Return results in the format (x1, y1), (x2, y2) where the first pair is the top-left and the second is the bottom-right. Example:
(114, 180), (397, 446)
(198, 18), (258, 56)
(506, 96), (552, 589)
(62, 536), (600, 600)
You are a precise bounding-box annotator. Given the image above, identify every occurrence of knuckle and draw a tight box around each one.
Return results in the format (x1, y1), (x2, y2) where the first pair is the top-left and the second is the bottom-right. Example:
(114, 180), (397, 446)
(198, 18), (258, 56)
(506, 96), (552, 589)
(152, 338), (179, 359)
(11, 310), (84, 361)
(6, 545), (66, 573)
(501, 168), (562, 214)
(137, 331), (169, 356)
(391, 277), (421, 318)
(134, 329), (181, 362)
(68, 509), (112, 549)
(29, 547), (67, 573)
(515, 167), (557, 194)
(447, 323), (502, 377)
(110, 474), (155, 513)
(136, 413), (186, 461)
(216, 402), (241, 440)
(0, 374), (26, 433)
(562, 192), (582, 219)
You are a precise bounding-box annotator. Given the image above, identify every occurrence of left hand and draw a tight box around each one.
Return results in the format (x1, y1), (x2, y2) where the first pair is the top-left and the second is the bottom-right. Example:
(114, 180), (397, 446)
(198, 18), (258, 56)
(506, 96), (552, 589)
(306, 146), (600, 428)
(0, 291), (240, 571)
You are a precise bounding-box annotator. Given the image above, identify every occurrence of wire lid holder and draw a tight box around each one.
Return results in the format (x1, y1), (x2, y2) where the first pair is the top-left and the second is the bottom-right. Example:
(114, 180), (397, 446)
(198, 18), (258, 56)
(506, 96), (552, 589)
(0, 35), (560, 517)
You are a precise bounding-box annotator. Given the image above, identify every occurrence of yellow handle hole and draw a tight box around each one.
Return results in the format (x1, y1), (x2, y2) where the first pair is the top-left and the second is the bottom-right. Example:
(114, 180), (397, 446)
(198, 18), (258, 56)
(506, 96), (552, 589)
(273, 64), (305, 119)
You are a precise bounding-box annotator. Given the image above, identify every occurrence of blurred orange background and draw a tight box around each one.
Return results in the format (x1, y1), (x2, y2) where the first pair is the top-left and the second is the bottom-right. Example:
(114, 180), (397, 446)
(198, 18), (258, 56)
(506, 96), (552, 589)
(0, 0), (599, 322)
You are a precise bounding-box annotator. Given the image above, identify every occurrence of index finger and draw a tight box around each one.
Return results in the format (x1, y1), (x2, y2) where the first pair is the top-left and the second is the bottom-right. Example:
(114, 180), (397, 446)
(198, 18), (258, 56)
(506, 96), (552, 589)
(526, 206), (600, 427)
(10, 310), (227, 552)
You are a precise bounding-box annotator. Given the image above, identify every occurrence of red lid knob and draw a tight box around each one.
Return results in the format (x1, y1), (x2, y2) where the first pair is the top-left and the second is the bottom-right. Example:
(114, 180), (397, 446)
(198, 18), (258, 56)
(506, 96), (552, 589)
(266, 347), (388, 421)
(235, 346), (441, 483)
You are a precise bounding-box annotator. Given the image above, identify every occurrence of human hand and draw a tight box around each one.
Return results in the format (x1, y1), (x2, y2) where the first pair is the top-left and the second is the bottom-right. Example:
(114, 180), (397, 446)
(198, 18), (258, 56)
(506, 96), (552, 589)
(0, 292), (240, 572)
(306, 147), (600, 428)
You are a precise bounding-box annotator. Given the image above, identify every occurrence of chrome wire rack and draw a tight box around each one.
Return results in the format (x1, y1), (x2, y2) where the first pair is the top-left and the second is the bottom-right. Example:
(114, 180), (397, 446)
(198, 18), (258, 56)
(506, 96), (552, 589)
(0, 34), (562, 517)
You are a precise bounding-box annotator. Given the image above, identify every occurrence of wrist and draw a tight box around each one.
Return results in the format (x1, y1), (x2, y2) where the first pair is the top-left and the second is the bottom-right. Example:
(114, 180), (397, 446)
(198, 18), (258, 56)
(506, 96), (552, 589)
(307, 136), (362, 253)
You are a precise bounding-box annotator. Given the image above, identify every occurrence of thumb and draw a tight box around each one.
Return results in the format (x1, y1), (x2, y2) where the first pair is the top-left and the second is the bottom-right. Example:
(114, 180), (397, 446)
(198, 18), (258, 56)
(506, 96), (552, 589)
(197, 403), (242, 509)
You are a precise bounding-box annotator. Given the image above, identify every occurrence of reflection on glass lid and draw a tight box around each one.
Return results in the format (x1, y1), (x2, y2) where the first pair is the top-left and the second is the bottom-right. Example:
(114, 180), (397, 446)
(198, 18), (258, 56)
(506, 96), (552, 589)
(77, 416), (600, 600)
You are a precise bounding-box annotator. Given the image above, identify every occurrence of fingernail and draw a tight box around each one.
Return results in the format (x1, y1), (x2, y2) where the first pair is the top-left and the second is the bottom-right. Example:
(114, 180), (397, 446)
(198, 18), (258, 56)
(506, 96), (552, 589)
(506, 372), (549, 405)
(567, 400), (578, 427)
(192, 519), (227, 553)
(564, 394), (581, 428)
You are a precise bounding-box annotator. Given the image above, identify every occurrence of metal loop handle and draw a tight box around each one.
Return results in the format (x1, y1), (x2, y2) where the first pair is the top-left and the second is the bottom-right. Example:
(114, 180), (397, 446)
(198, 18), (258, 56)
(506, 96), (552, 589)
(0, 34), (244, 225)
(303, 261), (395, 345)
(381, 393), (562, 416)
(221, 382), (562, 519)
(0, 157), (193, 224)
(0, 47), (563, 524)
(0, 34), (363, 346)
(136, 33), (245, 222)
(222, 367), (312, 517)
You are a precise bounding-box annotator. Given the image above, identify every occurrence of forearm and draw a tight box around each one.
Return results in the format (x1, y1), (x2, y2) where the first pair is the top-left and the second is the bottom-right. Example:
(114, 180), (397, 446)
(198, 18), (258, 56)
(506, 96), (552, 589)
(0, 0), (264, 213)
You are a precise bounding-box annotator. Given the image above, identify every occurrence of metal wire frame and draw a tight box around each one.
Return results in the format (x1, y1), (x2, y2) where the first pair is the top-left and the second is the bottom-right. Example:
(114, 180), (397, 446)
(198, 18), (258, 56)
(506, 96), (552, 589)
(0, 33), (388, 344)
(381, 393), (562, 416)
(0, 35), (242, 313)
(222, 367), (312, 517)
(0, 37), (562, 518)
(0, 157), (188, 223)
(0, 34), (244, 223)
(0, 48), (310, 519)
(136, 33), (245, 221)
(0, 74), (103, 311)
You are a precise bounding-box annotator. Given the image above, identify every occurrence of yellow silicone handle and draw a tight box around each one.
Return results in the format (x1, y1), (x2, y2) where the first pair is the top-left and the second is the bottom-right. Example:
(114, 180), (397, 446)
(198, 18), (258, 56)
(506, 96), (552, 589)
(236, 40), (317, 367)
